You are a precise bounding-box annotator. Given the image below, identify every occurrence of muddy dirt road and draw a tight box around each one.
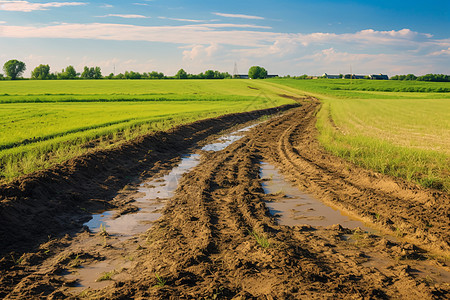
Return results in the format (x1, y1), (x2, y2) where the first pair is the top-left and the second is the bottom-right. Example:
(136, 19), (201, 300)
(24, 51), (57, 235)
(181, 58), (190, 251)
(1, 99), (448, 299)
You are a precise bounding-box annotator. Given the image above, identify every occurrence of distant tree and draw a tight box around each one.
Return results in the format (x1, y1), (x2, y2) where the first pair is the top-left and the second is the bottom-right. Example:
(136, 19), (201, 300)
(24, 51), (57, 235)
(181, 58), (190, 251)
(80, 66), (102, 79)
(93, 66), (102, 79)
(417, 73), (450, 82)
(57, 65), (77, 79)
(175, 69), (188, 79)
(405, 74), (417, 81)
(204, 70), (214, 79)
(3, 59), (26, 80)
(81, 66), (91, 79)
(148, 71), (164, 79)
(115, 73), (125, 79)
(65, 65), (77, 79)
(0, 73), (4, 80)
(124, 71), (141, 79)
(248, 66), (267, 79)
(31, 64), (50, 80)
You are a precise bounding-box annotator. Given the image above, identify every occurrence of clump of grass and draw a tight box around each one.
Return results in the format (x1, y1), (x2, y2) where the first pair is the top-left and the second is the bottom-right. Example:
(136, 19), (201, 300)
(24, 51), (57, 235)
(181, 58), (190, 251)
(96, 270), (116, 282)
(10, 253), (24, 265)
(249, 230), (270, 248)
(68, 254), (82, 268)
(99, 223), (109, 236)
(154, 273), (167, 287)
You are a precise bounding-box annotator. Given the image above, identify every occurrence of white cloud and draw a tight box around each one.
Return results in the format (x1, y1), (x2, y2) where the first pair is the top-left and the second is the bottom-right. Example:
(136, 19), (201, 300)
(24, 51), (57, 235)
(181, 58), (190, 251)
(100, 4), (113, 8)
(0, 23), (277, 47)
(158, 16), (204, 23)
(0, 20), (6, 24)
(182, 43), (220, 61)
(97, 14), (150, 19)
(0, 1), (86, 12)
(429, 47), (450, 56)
(191, 23), (271, 29)
(213, 12), (264, 20)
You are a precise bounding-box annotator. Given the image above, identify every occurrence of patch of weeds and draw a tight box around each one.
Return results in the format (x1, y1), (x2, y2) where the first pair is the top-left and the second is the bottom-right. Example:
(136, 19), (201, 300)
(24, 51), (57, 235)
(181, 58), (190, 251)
(68, 254), (82, 268)
(10, 253), (24, 265)
(96, 270), (116, 282)
(78, 289), (93, 298)
(99, 223), (109, 236)
(375, 213), (381, 222)
(154, 273), (167, 288)
(422, 275), (435, 285)
(249, 230), (270, 248)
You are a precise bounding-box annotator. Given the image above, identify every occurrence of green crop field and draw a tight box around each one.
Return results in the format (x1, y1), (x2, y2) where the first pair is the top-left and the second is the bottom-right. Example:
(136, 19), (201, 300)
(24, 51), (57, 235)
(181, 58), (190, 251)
(0, 79), (297, 182)
(268, 78), (450, 191)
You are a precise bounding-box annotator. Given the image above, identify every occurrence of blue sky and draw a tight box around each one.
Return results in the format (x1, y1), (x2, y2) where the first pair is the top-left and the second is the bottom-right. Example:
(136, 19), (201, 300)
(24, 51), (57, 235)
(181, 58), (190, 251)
(0, 0), (449, 76)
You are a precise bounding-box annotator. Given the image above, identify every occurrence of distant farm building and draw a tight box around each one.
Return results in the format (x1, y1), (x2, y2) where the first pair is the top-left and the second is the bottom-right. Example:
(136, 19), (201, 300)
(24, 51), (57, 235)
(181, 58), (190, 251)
(322, 73), (341, 79)
(344, 74), (366, 79)
(370, 74), (389, 80)
(266, 74), (279, 78)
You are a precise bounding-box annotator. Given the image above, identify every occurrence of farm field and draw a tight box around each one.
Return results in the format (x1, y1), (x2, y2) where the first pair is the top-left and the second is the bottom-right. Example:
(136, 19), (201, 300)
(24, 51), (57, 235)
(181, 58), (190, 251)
(0, 79), (297, 182)
(268, 78), (450, 191)
(0, 79), (449, 298)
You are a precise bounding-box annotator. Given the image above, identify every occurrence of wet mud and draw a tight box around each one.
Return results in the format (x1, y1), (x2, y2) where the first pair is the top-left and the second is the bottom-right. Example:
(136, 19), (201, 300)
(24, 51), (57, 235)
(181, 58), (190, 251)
(1, 99), (449, 299)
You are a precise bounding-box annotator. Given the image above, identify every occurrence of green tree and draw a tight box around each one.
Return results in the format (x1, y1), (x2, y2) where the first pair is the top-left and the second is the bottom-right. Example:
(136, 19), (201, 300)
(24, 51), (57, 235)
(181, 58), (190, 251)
(57, 66), (77, 79)
(64, 65), (77, 79)
(93, 66), (102, 79)
(175, 69), (188, 79)
(3, 59), (26, 80)
(204, 70), (214, 79)
(149, 71), (164, 79)
(81, 66), (91, 79)
(248, 66), (268, 79)
(31, 64), (50, 80)
(81, 66), (102, 79)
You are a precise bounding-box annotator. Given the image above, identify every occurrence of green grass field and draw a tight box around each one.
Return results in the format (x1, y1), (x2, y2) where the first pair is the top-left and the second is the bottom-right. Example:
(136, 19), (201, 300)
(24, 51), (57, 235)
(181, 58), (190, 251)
(0, 79), (295, 103)
(268, 79), (450, 191)
(0, 80), (297, 182)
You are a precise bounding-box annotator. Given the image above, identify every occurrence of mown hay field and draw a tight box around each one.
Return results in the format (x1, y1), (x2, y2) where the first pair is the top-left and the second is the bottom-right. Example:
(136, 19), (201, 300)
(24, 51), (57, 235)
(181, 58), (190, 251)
(0, 79), (297, 182)
(268, 78), (450, 191)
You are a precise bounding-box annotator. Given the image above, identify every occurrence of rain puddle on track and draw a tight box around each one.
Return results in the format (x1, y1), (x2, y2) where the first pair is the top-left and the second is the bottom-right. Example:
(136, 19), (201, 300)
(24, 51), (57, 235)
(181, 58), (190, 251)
(84, 123), (259, 236)
(260, 162), (372, 230)
(84, 154), (201, 237)
(260, 162), (450, 285)
(67, 123), (260, 293)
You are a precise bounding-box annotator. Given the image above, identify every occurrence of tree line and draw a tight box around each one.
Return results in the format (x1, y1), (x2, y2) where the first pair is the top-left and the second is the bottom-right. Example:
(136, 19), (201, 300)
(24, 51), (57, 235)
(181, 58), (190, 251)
(0, 59), (239, 80)
(390, 73), (450, 82)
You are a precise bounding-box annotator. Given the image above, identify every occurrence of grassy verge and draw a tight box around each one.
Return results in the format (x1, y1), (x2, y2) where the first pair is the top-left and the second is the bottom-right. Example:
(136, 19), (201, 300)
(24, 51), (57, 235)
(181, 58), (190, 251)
(268, 79), (450, 191)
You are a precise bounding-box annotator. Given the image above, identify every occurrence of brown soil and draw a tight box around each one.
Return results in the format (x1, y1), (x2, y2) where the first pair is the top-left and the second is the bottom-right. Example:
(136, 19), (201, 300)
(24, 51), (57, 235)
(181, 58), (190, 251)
(1, 99), (448, 299)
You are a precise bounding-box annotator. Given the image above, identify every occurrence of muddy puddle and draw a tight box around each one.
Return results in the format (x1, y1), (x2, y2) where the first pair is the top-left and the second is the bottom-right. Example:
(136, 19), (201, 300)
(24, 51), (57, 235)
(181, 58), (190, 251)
(260, 162), (450, 285)
(84, 123), (260, 236)
(84, 154), (201, 237)
(66, 122), (261, 293)
(260, 162), (373, 230)
(201, 124), (258, 151)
